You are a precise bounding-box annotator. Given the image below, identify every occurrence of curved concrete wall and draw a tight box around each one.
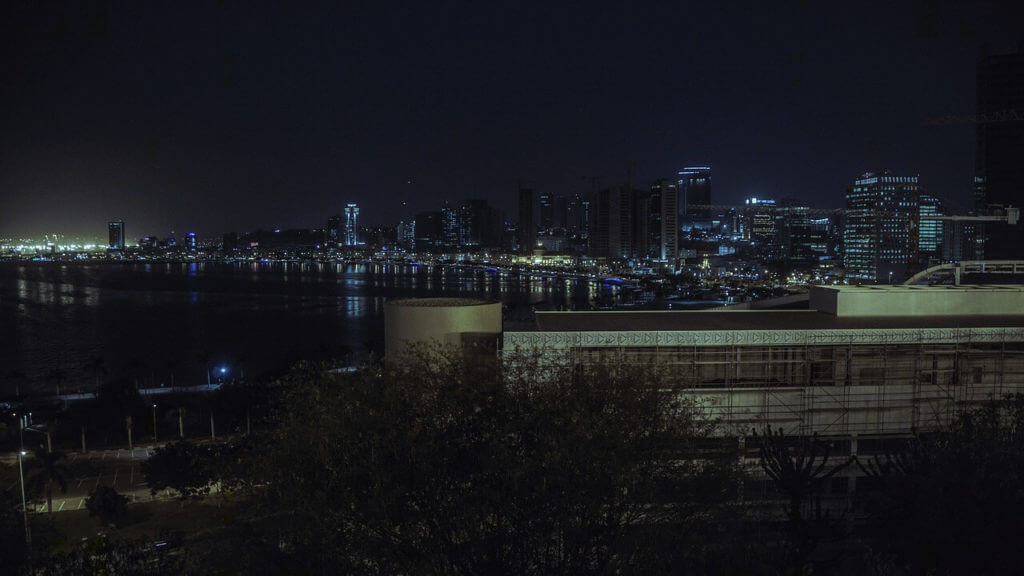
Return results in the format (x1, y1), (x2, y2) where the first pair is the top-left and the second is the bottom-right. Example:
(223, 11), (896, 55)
(384, 298), (502, 359)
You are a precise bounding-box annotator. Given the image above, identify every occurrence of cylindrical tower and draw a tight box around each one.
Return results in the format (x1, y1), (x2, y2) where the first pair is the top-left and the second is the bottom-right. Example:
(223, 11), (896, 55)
(384, 298), (502, 360)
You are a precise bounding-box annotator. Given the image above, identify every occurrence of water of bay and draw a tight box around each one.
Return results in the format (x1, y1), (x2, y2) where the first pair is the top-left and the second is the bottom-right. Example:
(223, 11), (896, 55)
(0, 261), (613, 396)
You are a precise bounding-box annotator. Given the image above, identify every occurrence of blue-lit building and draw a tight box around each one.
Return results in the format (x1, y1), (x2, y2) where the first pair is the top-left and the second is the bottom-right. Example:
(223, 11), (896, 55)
(344, 203), (359, 246)
(843, 171), (920, 284)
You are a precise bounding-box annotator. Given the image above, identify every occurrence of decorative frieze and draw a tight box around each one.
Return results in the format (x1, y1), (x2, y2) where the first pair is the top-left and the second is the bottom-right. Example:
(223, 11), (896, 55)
(503, 327), (1024, 351)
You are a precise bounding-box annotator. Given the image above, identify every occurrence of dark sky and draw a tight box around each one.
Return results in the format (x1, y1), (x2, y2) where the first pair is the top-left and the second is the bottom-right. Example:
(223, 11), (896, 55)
(2, 1), (1022, 239)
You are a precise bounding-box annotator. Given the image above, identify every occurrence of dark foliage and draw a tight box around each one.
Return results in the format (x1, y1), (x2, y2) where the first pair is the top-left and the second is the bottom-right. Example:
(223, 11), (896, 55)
(31, 534), (183, 576)
(251, 346), (745, 575)
(858, 394), (1024, 575)
(142, 440), (217, 500)
(85, 485), (128, 525)
(0, 468), (28, 572)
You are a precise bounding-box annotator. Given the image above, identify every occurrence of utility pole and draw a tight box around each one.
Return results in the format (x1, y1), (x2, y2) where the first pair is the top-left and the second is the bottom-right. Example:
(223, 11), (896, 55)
(126, 416), (133, 451)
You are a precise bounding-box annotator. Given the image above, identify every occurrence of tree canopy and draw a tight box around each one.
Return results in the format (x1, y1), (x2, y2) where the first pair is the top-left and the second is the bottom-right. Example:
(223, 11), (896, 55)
(254, 347), (744, 575)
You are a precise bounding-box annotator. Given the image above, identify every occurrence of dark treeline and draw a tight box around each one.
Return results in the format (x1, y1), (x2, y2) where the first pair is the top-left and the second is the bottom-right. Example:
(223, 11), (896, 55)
(3, 349), (1024, 574)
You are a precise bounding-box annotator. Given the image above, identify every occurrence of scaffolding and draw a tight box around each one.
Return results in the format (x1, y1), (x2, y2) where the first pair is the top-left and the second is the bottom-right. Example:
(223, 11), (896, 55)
(516, 337), (1024, 439)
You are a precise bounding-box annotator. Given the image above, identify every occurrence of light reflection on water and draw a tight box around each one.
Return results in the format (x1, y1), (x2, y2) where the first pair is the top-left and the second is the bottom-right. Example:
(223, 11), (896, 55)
(0, 262), (616, 395)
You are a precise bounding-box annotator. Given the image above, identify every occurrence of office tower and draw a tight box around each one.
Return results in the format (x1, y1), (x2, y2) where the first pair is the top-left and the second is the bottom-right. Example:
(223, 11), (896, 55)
(222, 232), (239, 252)
(917, 193), (945, 262)
(743, 198), (777, 246)
(843, 171), (921, 284)
(326, 215), (342, 246)
(553, 195), (568, 229)
(414, 211), (442, 251)
(649, 179), (679, 261)
(975, 45), (1024, 258)
(458, 199), (503, 248)
(678, 166), (712, 226)
(518, 188), (536, 254)
(565, 193), (589, 238)
(397, 219), (416, 250)
(108, 221), (125, 250)
(441, 202), (459, 247)
(185, 232), (198, 250)
(789, 218), (831, 264)
(538, 192), (554, 231)
(587, 185), (635, 259)
(344, 203), (359, 246)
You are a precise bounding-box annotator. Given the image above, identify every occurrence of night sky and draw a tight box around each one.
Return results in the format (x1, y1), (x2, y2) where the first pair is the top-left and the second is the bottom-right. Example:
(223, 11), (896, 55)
(2, 1), (1022, 239)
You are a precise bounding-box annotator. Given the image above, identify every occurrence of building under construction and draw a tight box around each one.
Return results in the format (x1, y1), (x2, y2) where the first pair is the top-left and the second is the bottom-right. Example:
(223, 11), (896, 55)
(503, 284), (1024, 439)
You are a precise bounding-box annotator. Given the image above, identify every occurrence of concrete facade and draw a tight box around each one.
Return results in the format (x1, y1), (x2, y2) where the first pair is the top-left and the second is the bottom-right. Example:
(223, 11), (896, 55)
(384, 298), (502, 359)
(502, 285), (1024, 439)
(809, 284), (1024, 317)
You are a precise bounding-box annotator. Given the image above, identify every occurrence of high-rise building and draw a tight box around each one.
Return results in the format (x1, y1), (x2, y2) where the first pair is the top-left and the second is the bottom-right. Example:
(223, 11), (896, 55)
(441, 202), (459, 247)
(553, 195), (568, 229)
(649, 179), (679, 261)
(344, 203), (359, 246)
(222, 232), (239, 252)
(565, 193), (590, 239)
(538, 192), (554, 231)
(917, 193), (945, 262)
(108, 221), (125, 250)
(518, 188), (536, 254)
(326, 215), (342, 246)
(458, 199), (503, 248)
(975, 45), (1024, 258)
(185, 232), (198, 250)
(843, 172), (921, 284)
(414, 211), (442, 251)
(588, 186), (635, 259)
(678, 166), (712, 226)
(397, 219), (416, 250)
(743, 197), (777, 246)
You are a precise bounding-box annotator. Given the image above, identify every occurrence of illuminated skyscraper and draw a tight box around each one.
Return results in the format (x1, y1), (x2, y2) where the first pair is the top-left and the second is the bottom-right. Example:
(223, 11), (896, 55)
(441, 202), (458, 247)
(108, 221), (125, 250)
(917, 193), (945, 261)
(843, 172), (920, 284)
(344, 203), (359, 246)
(649, 179), (678, 262)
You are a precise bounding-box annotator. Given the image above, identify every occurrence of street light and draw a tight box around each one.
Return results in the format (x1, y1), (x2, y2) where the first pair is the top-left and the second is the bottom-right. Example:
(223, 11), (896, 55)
(17, 450), (30, 544)
(152, 404), (158, 442)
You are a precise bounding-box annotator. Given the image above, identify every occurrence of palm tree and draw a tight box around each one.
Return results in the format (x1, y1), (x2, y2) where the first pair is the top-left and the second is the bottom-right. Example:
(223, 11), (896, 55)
(165, 358), (179, 387)
(196, 349), (211, 387)
(84, 355), (107, 390)
(28, 449), (69, 514)
(5, 368), (25, 397)
(125, 357), (145, 388)
(46, 367), (66, 396)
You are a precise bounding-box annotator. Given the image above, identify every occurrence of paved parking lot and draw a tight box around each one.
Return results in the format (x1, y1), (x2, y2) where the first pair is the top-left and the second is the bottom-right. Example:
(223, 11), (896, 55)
(5, 446), (179, 513)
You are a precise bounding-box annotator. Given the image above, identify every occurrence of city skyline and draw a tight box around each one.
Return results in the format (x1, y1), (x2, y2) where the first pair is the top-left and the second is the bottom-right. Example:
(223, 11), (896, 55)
(3, 2), (1023, 238)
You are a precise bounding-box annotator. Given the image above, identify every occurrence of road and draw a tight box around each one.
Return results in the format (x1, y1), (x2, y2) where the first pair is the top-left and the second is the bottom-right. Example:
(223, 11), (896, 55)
(3, 445), (183, 513)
